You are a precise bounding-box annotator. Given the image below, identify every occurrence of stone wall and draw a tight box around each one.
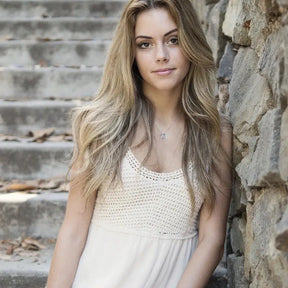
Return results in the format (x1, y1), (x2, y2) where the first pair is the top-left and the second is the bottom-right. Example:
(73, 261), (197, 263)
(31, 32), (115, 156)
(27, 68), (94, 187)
(191, 0), (288, 287)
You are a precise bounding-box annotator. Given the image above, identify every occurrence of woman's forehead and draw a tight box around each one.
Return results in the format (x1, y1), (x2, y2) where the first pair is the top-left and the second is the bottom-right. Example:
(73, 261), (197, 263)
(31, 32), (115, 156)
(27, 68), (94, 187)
(134, 8), (177, 37)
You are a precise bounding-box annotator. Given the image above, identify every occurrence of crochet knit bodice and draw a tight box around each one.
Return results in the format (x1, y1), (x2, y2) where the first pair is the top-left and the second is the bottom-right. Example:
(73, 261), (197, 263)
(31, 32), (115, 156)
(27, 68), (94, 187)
(92, 149), (203, 239)
(73, 149), (204, 288)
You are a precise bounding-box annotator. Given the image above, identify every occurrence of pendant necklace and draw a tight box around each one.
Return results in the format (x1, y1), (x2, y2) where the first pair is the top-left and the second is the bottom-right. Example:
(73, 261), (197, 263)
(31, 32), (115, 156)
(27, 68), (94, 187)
(155, 121), (174, 140)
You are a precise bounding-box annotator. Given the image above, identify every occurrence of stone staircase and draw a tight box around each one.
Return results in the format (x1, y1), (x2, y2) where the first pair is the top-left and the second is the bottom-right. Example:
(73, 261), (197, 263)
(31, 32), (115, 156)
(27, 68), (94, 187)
(0, 1), (227, 287)
(0, 1), (124, 287)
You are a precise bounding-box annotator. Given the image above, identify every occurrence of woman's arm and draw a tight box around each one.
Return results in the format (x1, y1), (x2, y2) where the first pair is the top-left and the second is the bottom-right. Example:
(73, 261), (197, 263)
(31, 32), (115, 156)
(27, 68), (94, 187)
(46, 167), (97, 288)
(177, 127), (233, 288)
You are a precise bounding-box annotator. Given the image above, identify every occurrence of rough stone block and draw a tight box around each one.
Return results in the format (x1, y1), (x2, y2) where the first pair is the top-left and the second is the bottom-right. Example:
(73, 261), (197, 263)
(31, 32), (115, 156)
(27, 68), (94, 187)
(207, 265), (227, 288)
(0, 142), (73, 180)
(0, 67), (102, 100)
(247, 108), (282, 187)
(245, 189), (288, 286)
(280, 26), (288, 110)
(275, 205), (288, 252)
(227, 255), (249, 288)
(229, 176), (247, 217)
(206, 0), (229, 65)
(222, 0), (241, 38)
(0, 100), (78, 136)
(236, 108), (282, 189)
(228, 47), (273, 144)
(217, 42), (237, 82)
(190, 0), (211, 31)
(222, 0), (251, 46)
(259, 26), (287, 105)
(279, 107), (288, 181)
(246, 2), (269, 55)
(0, 192), (67, 239)
(230, 217), (246, 256)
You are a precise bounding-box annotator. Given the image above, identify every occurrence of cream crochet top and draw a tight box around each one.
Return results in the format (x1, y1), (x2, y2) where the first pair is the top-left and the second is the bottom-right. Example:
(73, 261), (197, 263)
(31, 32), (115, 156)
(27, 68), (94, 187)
(92, 148), (203, 239)
(73, 149), (204, 287)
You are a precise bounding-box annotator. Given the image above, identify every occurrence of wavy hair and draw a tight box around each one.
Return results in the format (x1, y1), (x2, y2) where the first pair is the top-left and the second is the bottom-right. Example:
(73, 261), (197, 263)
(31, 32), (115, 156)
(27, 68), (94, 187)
(70, 0), (227, 209)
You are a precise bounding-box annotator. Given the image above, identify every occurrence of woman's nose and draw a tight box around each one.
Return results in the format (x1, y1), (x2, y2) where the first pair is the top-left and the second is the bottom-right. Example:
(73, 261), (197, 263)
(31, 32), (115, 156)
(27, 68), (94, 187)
(155, 44), (169, 62)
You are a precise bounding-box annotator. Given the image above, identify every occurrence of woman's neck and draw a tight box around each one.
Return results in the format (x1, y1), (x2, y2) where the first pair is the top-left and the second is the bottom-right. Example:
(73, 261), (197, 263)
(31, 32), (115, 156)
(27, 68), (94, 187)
(143, 87), (183, 124)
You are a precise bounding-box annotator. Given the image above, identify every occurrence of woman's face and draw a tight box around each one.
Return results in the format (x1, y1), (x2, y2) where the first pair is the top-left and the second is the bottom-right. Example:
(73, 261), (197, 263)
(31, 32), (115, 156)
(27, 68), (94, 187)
(134, 8), (190, 96)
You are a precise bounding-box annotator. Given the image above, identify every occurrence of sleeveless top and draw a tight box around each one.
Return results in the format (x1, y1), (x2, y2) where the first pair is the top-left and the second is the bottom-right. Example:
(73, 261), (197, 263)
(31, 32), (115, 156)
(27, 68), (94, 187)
(72, 149), (203, 288)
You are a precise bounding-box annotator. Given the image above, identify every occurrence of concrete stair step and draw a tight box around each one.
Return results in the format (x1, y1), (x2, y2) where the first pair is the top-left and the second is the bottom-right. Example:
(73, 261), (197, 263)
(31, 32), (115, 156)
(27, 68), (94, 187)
(0, 192), (67, 239)
(0, 270), (48, 288)
(0, 40), (110, 66)
(0, 237), (54, 288)
(0, 100), (80, 136)
(0, 18), (118, 41)
(0, 0), (126, 19)
(0, 67), (102, 100)
(0, 142), (73, 180)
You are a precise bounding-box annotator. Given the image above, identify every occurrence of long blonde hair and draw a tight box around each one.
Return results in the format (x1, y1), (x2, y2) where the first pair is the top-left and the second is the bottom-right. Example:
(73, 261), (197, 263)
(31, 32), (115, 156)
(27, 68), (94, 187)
(71, 0), (225, 209)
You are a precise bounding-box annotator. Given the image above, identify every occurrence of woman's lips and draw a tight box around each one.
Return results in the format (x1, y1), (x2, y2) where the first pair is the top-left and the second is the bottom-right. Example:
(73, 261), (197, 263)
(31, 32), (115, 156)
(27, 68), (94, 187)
(152, 68), (175, 76)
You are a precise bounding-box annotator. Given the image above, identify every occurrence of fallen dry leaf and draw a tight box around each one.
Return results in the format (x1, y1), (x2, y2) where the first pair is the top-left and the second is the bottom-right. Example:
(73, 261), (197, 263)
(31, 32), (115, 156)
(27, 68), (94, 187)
(39, 179), (60, 189)
(0, 36), (13, 41)
(26, 127), (55, 142)
(0, 239), (20, 256)
(57, 182), (70, 192)
(64, 135), (73, 141)
(6, 246), (14, 255)
(21, 237), (46, 251)
(5, 183), (38, 192)
(1, 176), (68, 193)
(0, 134), (20, 142)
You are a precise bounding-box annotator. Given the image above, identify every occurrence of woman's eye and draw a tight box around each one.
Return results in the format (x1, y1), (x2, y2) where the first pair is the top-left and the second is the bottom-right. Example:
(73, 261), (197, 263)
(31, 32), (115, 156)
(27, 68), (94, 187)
(137, 42), (151, 49)
(168, 37), (179, 45)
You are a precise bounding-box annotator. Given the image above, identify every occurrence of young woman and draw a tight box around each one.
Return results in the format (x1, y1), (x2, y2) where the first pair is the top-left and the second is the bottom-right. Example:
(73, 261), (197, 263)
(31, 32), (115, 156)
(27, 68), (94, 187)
(47, 0), (232, 287)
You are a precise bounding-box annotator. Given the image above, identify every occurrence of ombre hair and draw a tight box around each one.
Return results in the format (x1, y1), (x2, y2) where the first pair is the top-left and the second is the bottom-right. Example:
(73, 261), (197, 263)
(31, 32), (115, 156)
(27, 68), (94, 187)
(70, 0), (230, 209)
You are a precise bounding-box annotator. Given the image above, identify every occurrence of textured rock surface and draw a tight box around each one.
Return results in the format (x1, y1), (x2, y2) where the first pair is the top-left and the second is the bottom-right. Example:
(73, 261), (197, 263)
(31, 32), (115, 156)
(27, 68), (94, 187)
(217, 42), (237, 83)
(237, 108), (282, 188)
(195, 1), (288, 287)
(275, 205), (288, 252)
(206, 0), (229, 65)
(229, 48), (274, 143)
(279, 107), (288, 181)
(227, 255), (249, 288)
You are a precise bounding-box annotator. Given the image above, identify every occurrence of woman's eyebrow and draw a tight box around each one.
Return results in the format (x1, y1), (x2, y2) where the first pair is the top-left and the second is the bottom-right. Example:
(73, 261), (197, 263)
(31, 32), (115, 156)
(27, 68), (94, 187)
(135, 28), (178, 40)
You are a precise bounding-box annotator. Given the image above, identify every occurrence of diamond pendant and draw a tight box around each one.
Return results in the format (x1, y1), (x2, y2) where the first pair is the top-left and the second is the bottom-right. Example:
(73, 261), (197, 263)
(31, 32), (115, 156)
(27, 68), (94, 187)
(160, 132), (167, 140)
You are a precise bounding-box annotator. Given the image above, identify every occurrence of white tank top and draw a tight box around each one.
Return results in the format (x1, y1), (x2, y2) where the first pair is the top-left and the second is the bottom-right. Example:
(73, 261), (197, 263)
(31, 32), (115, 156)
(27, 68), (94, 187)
(73, 149), (204, 288)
